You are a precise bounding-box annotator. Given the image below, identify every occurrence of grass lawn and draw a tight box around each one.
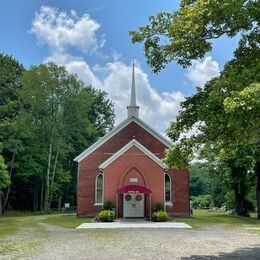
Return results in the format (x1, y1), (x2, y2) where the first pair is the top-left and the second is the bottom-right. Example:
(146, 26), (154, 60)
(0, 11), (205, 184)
(1, 210), (260, 237)
(0, 214), (39, 237)
(0, 213), (92, 256)
(175, 210), (260, 233)
(0, 213), (93, 237)
(41, 214), (93, 228)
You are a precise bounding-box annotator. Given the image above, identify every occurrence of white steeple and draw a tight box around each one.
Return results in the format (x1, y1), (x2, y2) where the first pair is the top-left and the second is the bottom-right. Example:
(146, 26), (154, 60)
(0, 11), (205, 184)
(127, 60), (139, 118)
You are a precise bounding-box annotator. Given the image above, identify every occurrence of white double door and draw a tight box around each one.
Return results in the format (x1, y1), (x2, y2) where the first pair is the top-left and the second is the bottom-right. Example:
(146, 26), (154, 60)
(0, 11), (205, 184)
(123, 193), (144, 217)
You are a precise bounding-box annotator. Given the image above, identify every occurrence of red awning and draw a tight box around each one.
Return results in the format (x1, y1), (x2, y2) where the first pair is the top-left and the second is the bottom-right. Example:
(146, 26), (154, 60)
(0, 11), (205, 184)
(117, 185), (151, 194)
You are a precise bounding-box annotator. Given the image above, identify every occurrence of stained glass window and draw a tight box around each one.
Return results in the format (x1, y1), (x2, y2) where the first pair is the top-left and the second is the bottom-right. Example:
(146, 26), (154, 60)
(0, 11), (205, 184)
(95, 173), (103, 204)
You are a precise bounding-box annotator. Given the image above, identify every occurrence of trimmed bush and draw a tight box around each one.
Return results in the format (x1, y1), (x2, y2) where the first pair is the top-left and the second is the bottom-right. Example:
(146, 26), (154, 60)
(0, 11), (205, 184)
(103, 200), (115, 210)
(152, 210), (170, 222)
(97, 210), (115, 222)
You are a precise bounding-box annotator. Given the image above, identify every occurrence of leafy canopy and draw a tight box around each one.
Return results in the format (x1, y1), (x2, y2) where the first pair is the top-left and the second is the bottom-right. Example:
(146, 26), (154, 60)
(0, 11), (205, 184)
(164, 31), (260, 169)
(130, 0), (259, 72)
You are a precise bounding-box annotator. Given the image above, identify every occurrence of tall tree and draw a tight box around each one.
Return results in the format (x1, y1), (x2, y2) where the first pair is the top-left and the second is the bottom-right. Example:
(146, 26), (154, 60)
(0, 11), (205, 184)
(130, 0), (259, 217)
(0, 53), (24, 211)
(0, 55), (115, 213)
(163, 38), (259, 215)
(20, 63), (115, 211)
(21, 63), (85, 210)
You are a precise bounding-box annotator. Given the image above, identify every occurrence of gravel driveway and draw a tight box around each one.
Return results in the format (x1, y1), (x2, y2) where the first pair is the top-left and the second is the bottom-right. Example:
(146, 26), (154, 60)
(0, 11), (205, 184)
(1, 224), (260, 259)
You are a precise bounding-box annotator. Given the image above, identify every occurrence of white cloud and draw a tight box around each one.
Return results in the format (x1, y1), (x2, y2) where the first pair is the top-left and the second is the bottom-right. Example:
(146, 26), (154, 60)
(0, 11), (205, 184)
(31, 6), (185, 136)
(43, 53), (184, 136)
(179, 121), (205, 140)
(43, 53), (103, 89)
(187, 56), (220, 87)
(31, 6), (102, 54)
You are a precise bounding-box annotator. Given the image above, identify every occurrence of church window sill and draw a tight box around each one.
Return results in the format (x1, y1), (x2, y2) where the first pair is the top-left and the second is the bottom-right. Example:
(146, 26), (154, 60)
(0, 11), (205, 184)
(94, 203), (103, 206)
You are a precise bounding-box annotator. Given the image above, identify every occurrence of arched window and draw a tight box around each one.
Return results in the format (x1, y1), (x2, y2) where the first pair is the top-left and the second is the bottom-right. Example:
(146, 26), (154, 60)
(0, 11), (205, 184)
(95, 173), (103, 204)
(165, 173), (171, 203)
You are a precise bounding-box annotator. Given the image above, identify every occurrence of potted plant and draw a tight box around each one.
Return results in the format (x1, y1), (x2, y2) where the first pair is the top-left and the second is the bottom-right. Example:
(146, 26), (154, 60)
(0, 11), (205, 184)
(96, 210), (115, 222)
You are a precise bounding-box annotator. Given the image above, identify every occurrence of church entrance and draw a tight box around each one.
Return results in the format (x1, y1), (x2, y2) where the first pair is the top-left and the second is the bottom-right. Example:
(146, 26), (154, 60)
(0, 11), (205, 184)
(116, 185), (151, 219)
(123, 193), (144, 218)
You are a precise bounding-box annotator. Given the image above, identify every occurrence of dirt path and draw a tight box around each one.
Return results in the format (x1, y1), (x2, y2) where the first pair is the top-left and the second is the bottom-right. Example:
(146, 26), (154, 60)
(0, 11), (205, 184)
(1, 224), (260, 259)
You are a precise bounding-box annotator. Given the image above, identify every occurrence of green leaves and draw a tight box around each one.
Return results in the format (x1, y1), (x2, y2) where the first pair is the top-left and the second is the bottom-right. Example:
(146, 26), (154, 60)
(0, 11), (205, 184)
(130, 0), (258, 72)
(163, 139), (193, 169)
(0, 144), (10, 192)
(224, 83), (260, 113)
(165, 23), (259, 164)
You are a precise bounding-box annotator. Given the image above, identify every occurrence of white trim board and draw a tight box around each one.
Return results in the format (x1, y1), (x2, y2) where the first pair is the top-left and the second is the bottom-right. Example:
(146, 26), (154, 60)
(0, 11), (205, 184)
(74, 116), (172, 162)
(99, 139), (167, 170)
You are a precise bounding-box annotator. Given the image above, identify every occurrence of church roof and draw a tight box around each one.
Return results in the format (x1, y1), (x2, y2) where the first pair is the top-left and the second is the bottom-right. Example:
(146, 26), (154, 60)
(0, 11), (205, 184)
(73, 116), (172, 162)
(98, 139), (167, 170)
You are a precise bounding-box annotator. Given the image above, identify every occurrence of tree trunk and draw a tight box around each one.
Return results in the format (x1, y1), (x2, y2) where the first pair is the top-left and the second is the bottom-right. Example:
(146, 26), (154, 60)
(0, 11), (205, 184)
(234, 184), (242, 215)
(234, 181), (247, 216)
(58, 196), (62, 211)
(44, 140), (53, 211)
(256, 161), (260, 219)
(49, 141), (61, 208)
(40, 174), (44, 211)
(4, 151), (16, 210)
(33, 182), (36, 212)
(230, 164), (249, 217)
(33, 177), (38, 212)
(40, 125), (45, 211)
(50, 144), (60, 189)
(0, 193), (3, 216)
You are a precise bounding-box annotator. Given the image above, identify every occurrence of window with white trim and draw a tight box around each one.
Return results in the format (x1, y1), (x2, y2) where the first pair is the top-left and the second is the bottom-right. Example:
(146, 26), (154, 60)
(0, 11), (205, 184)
(95, 173), (103, 204)
(165, 173), (171, 203)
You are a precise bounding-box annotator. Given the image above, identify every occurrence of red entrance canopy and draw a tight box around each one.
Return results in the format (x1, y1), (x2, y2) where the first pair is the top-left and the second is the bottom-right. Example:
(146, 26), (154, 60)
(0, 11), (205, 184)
(117, 185), (151, 194)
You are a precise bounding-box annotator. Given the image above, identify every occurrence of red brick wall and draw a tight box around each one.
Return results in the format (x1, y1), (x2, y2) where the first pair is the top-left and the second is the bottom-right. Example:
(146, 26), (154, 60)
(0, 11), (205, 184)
(103, 146), (164, 217)
(168, 169), (190, 216)
(77, 121), (190, 217)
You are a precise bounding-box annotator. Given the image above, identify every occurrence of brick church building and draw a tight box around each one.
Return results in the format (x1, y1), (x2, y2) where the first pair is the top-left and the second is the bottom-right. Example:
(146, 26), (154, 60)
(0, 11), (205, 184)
(74, 63), (190, 218)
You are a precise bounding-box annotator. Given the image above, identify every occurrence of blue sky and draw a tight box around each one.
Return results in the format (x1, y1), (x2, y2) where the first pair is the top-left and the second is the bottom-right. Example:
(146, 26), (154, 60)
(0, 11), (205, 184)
(0, 1), (240, 134)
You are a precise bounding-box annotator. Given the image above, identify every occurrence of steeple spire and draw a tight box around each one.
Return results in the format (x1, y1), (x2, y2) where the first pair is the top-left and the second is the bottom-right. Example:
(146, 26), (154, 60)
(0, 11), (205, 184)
(127, 60), (139, 118)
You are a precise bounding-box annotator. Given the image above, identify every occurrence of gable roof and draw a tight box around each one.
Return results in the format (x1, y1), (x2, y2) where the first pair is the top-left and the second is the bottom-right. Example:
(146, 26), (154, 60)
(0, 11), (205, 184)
(73, 116), (172, 162)
(99, 139), (167, 170)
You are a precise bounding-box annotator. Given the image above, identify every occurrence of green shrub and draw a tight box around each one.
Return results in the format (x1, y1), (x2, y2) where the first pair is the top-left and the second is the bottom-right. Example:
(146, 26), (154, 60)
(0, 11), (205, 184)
(151, 210), (170, 222)
(154, 203), (164, 212)
(224, 191), (235, 210)
(103, 200), (116, 210)
(97, 210), (115, 222)
(191, 195), (212, 209)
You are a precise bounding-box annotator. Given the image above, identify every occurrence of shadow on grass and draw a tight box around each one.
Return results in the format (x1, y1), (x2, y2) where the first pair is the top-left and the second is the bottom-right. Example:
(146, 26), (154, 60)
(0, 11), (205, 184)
(182, 245), (260, 259)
